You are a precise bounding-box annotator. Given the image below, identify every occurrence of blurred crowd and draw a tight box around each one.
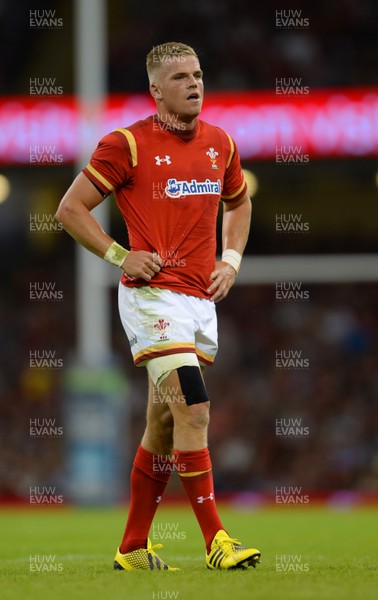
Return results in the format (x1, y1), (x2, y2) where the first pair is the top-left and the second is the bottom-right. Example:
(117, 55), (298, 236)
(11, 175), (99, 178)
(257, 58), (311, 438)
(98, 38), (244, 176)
(108, 0), (378, 92)
(208, 283), (378, 494)
(0, 0), (377, 503)
(127, 282), (378, 497)
(1, 0), (378, 94)
(2, 250), (376, 501)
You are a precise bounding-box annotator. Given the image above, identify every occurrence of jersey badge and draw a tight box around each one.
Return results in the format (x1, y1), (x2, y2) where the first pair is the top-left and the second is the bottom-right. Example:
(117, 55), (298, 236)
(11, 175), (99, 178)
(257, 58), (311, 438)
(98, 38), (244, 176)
(206, 147), (219, 170)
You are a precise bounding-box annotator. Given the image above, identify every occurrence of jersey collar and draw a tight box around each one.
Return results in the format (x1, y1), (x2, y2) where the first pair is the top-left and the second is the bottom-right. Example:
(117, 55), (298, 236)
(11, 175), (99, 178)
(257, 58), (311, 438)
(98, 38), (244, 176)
(153, 114), (199, 142)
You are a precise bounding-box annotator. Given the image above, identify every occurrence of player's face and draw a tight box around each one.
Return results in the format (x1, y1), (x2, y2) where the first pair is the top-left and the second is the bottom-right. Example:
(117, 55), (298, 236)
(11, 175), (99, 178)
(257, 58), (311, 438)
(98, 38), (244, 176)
(151, 55), (204, 124)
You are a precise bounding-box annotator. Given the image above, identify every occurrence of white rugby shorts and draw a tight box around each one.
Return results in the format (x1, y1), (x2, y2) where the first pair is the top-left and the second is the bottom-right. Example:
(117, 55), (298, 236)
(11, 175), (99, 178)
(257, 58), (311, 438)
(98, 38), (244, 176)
(118, 284), (218, 367)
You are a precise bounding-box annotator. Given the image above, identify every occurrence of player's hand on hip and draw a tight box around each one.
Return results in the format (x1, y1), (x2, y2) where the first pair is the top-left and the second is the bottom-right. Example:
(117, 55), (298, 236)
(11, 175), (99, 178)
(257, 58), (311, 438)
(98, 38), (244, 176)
(207, 261), (237, 302)
(121, 250), (162, 282)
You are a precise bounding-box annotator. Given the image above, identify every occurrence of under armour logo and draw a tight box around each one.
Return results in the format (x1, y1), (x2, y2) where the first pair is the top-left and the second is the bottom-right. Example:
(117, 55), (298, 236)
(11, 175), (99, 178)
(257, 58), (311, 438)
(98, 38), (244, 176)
(156, 495), (162, 503)
(155, 155), (171, 165)
(197, 493), (214, 503)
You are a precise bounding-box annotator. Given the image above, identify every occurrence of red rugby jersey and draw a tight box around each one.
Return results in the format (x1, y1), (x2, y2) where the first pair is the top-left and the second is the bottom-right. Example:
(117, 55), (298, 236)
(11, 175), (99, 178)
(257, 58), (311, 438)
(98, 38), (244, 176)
(83, 115), (247, 299)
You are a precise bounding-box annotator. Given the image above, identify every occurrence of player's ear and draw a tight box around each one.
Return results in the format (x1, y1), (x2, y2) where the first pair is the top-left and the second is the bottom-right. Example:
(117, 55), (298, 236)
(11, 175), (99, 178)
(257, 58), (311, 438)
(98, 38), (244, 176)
(150, 82), (162, 101)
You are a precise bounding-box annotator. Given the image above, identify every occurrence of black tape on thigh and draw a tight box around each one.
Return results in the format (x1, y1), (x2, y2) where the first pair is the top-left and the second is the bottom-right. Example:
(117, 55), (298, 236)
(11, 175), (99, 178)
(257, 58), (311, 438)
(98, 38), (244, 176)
(177, 366), (209, 406)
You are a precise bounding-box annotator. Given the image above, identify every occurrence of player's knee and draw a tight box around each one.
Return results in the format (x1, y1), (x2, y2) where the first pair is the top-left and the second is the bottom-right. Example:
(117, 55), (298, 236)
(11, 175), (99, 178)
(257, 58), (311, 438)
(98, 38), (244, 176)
(150, 406), (173, 436)
(173, 402), (210, 435)
(145, 419), (173, 455)
(160, 409), (174, 441)
(176, 402), (210, 432)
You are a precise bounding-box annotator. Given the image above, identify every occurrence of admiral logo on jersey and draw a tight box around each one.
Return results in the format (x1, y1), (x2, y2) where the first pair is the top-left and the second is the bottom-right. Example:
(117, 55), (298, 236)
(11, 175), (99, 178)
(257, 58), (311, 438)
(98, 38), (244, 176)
(165, 178), (221, 199)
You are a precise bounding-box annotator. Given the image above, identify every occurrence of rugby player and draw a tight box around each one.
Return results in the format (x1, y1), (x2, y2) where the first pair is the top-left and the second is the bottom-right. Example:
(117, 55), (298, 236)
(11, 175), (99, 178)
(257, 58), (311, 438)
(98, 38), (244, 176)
(55, 41), (260, 571)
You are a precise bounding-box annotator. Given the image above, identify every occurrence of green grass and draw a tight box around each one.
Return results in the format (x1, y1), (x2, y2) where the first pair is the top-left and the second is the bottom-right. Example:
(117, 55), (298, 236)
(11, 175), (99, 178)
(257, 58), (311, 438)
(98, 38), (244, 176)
(1, 505), (377, 600)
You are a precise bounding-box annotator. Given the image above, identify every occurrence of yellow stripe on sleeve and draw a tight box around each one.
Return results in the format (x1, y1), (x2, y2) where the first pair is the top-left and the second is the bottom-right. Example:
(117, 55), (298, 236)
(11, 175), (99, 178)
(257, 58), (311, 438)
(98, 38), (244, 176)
(225, 133), (235, 169)
(85, 164), (114, 192)
(114, 128), (138, 167)
(221, 179), (246, 201)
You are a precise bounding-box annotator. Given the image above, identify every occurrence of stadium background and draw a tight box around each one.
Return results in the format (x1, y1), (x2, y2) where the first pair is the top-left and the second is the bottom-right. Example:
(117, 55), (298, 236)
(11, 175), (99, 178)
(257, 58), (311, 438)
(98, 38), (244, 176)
(0, 0), (377, 508)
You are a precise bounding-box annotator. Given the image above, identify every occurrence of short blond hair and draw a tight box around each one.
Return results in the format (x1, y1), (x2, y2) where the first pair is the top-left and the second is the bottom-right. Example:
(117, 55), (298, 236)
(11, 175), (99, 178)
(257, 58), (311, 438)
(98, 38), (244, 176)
(146, 42), (199, 83)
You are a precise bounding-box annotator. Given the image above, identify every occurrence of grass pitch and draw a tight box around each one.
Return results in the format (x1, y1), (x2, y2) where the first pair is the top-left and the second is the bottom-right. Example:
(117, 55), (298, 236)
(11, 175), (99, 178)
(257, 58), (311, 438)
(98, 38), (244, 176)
(1, 504), (376, 600)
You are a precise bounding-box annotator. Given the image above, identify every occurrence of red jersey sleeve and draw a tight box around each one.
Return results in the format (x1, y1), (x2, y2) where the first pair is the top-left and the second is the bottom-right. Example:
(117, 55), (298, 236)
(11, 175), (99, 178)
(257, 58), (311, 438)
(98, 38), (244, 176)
(82, 128), (136, 196)
(221, 134), (247, 203)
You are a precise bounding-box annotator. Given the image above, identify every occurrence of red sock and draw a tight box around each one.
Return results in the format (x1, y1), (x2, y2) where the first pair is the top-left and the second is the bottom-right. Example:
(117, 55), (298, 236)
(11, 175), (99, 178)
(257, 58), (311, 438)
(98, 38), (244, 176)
(119, 445), (172, 553)
(174, 448), (224, 552)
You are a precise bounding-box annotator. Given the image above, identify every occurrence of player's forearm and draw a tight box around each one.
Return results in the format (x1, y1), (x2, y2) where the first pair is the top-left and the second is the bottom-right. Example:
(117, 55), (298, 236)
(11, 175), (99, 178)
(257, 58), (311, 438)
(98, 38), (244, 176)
(222, 195), (252, 256)
(55, 196), (114, 259)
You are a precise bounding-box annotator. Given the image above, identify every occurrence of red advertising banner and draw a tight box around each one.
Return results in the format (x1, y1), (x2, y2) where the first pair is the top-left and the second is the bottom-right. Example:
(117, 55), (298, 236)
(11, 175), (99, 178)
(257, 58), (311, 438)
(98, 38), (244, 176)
(1, 88), (377, 164)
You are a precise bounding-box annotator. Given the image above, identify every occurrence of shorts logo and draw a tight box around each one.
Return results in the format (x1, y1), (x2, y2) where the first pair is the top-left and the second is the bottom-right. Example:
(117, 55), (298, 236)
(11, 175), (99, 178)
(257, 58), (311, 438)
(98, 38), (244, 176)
(206, 147), (219, 169)
(165, 178), (221, 198)
(153, 318), (171, 340)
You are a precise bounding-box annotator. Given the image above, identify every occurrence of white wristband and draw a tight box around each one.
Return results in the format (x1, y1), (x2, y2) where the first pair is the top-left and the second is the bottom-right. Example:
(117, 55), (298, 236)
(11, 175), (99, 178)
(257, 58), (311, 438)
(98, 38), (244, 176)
(103, 241), (129, 267)
(222, 249), (242, 273)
